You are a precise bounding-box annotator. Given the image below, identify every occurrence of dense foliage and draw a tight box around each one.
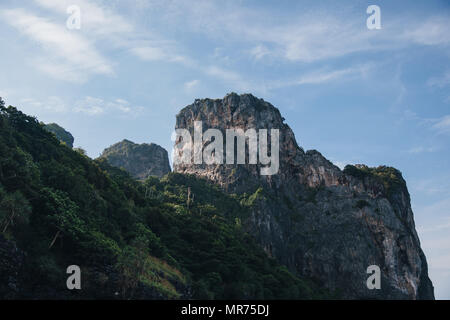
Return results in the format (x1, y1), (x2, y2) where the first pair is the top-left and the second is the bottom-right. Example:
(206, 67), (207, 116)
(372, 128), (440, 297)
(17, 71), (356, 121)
(43, 123), (74, 148)
(0, 103), (325, 299)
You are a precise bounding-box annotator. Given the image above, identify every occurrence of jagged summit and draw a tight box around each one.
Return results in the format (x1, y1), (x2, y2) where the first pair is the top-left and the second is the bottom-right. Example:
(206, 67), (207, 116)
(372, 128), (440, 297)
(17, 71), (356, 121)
(173, 93), (434, 299)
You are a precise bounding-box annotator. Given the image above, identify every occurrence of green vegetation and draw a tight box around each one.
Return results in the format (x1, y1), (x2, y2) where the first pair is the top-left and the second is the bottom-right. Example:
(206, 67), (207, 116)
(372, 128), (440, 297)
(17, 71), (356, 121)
(343, 165), (407, 201)
(43, 123), (74, 148)
(0, 104), (325, 299)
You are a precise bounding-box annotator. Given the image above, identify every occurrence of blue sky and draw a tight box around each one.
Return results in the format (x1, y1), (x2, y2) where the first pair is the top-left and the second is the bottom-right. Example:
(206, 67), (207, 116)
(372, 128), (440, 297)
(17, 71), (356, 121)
(0, 0), (449, 298)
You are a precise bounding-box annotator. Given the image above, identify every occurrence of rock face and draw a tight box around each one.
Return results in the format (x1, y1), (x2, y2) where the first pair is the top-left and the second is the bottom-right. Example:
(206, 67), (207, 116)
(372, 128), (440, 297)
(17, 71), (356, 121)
(174, 93), (434, 299)
(44, 123), (74, 148)
(100, 139), (171, 179)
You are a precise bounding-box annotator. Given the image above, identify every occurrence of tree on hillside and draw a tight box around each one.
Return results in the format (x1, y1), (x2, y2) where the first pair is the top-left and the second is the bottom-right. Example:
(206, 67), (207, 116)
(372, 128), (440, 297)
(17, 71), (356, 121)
(0, 191), (31, 233)
(116, 242), (150, 299)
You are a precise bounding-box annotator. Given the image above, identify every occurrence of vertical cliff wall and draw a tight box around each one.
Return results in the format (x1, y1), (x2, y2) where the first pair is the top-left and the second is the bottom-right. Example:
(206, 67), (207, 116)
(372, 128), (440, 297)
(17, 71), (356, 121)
(174, 93), (434, 299)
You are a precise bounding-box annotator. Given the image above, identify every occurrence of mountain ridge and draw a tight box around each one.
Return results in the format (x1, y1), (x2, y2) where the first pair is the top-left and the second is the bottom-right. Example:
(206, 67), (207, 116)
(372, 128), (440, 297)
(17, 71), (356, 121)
(0, 95), (434, 299)
(0, 103), (322, 299)
(173, 92), (434, 299)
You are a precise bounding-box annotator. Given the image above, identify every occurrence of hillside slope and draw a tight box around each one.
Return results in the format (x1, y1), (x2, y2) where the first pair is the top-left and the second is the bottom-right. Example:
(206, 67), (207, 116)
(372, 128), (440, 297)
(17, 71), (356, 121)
(0, 103), (324, 299)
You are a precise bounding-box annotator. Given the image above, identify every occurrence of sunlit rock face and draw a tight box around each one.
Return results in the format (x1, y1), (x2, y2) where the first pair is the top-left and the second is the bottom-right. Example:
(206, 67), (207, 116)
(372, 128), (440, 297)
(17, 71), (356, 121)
(174, 92), (434, 299)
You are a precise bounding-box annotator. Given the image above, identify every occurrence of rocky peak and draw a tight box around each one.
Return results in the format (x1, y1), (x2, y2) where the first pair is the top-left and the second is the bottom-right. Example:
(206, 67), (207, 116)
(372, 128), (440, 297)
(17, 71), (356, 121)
(175, 92), (341, 191)
(43, 123), (74, 148)
(173, 93), (434, 299)
(100, 139), (171, 180)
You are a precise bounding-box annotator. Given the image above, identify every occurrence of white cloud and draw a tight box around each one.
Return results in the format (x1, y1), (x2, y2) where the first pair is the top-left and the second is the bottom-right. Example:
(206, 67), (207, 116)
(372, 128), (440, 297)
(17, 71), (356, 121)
(1, 8), (113, 83)
(74, 96), (142, 116)
(74, 96), (105, 115)
(408, 146), (438, 154)
(131, 46), (189, 64)
(249, 45), (270, 60)
(428, 71), (450, 88)
(272, 20), (373, 62)
(35, 0), (192, 66)
(19, 96), (68, 114)
(255, 16), (449, 62)
(132, 46), (167, 61)
(268, 64), (372, 90)
(206, 66), (241, 82)
(108, 99), (133, 113)
(184, 79), (200, 92)
(141, 1), (450, 62)
(418, 218), (450, 234)
(1, 1), (190, 82)
(433, 115), (450, 134)
(204, 66), (252, 91)
(33, 0), (133, 36)
(296, 67), (364, 85)
(403, 17), (450, 46)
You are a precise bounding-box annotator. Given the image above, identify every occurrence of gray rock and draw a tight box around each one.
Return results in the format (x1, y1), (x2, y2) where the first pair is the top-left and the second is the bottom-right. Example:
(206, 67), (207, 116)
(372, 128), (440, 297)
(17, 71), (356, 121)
(100, 139), (171, 180)
(174, 92), (434, 299)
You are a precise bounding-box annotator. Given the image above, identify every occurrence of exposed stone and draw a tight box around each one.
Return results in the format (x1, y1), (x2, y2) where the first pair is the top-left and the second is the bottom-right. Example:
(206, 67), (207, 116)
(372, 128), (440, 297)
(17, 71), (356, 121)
(100, 139), (171, 180)
(44, 123), (74, 148)
(174, 92), (434, 299)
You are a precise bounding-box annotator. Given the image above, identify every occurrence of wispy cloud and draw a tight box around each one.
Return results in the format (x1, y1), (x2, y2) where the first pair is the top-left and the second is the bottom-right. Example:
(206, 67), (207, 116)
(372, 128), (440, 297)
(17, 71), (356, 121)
(1, 1), (192, 82)
(183, 79), (200, 92)
(253, 16), (449, 62)
(296, 66), (370, 85)
(131, 45), (190, 64)
(428, 71), (450, 88)
(142, 1), (450, 63)
(408, 146), (438, 154)
(403, 16), (450, 46)
(74, 96), (142, 116)
(418, 218), (450, 234)
(204, 66), (253, 91)
(15, 94), (143, 117)
(0, 8), (113, 83)
(74, 97), (105, 115)
(19, 96), (68, 114)
(249, 45), (270, 60)
(433, 115), (450, 134)
(34, 0), (133, 36)
(267, 64), (372, 90)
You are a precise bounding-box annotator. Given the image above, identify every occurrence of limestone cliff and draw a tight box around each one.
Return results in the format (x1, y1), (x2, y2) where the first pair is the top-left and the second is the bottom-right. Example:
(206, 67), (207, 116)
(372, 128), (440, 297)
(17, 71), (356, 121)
(174, 92), (434, 299)
(100, 139), (171, 179)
